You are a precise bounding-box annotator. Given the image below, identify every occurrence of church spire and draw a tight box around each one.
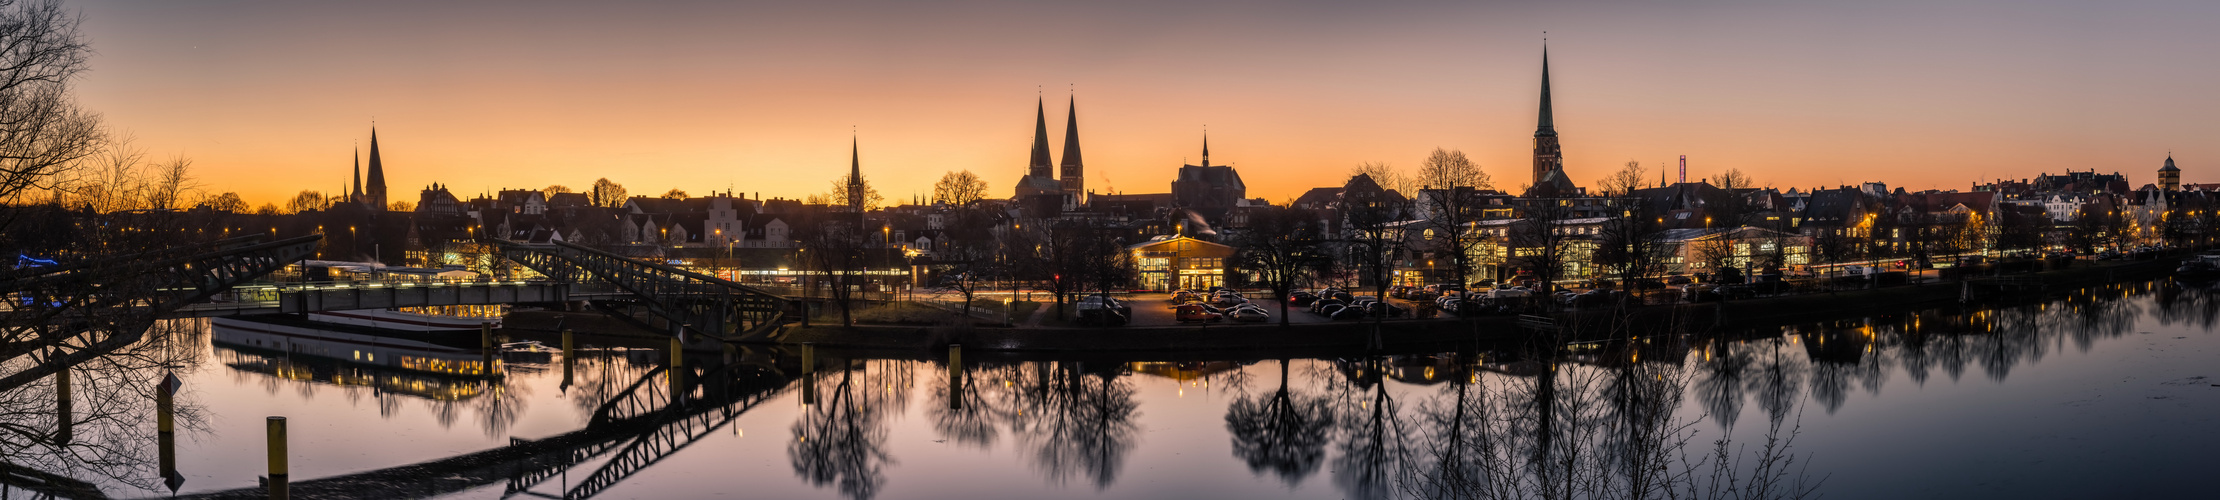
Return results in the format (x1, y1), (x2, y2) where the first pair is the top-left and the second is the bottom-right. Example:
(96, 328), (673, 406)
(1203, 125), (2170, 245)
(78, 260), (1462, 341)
(1028, 97), (1053, 178)
(1201, 131), (1211, 167)
(848, 134), (865, 211)
(1531, 42), (1564, 186)
(366, 126), (388, 210)
(1537, 44), (1555, 133)
(1059, 95), (1084, 195)
(351, 144), (362, 201)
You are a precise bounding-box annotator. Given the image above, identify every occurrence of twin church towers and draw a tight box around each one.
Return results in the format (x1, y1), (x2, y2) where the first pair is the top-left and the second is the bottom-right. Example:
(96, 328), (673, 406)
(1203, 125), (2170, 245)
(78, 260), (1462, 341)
(1014, 96), (1085, 210)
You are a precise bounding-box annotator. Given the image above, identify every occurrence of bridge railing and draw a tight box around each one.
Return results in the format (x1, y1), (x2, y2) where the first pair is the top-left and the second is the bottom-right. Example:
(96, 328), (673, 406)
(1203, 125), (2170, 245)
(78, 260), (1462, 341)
(497, 240), (789, 340)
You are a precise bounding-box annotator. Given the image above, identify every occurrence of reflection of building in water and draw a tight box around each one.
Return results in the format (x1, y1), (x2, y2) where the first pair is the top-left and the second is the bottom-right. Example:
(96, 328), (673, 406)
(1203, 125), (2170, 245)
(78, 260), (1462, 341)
(1127, 361), (1242, 382)
(212, 316), (497, 401)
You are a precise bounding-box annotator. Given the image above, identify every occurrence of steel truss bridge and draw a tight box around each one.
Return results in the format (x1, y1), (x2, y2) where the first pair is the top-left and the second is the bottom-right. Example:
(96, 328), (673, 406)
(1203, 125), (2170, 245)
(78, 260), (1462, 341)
(0, 234), (321, 392)
(498, 240), (788, 342)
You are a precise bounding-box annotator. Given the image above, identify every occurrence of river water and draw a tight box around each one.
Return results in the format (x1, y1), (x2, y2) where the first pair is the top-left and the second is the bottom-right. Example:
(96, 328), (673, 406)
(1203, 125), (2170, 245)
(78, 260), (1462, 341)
(4, 280), (2216, 499)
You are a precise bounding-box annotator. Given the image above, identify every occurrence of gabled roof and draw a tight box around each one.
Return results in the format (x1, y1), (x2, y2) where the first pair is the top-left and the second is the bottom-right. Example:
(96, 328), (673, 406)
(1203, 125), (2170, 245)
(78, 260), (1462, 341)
(1522, 167), (1580, 198)
(1291, 187), (1342, 209)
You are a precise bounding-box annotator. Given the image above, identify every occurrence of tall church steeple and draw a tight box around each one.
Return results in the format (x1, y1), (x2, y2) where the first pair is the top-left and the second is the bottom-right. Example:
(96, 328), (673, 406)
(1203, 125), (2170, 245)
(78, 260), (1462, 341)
(351, 144), (362, 202)
(1028, 98), (1053, 179)
(366, 126), (388, 210)
(848, 134), (865, 212)
(1201, 132), (1211, 167)
(1531, 44), (1564, 186)
(1059, 96), (1084, 200)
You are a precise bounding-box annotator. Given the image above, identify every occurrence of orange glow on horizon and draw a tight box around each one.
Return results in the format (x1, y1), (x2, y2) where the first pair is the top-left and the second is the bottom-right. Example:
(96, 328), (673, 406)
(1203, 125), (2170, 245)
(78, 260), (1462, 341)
(63, 1), (2218, 207)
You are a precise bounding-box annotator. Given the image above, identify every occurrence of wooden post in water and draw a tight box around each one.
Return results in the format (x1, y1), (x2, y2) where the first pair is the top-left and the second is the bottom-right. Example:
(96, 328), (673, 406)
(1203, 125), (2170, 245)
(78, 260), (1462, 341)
(801, 343), (816, 406)
(947, 344), (963, 410)
(267, 416), (288, 500)
(53, 367), (71, 446)
(157, 374), (179, 492)
(480, 322), (494, 375)
(561, 329), (575, 389)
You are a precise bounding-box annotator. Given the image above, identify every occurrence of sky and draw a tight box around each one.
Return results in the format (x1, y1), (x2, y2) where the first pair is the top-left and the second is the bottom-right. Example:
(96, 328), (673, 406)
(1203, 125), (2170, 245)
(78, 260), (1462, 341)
(68, 0), (2220, 207)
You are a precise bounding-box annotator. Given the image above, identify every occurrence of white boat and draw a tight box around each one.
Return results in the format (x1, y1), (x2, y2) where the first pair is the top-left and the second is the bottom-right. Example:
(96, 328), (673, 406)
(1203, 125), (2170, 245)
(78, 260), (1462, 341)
(306, 306), (503, 332)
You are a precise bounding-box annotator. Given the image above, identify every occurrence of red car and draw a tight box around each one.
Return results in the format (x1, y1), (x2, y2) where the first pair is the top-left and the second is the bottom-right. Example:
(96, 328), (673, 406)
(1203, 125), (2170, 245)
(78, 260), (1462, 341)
(1175, 303), (1224, 323)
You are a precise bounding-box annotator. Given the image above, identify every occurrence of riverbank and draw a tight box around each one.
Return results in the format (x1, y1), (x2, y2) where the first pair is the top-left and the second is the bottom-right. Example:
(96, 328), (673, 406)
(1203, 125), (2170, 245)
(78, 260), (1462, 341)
(751, 258), (2178, 353)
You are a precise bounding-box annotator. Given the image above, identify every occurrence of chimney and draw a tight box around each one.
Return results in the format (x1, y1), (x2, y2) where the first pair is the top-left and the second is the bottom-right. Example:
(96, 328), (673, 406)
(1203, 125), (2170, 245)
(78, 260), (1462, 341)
(1678, 155), (1687, 184)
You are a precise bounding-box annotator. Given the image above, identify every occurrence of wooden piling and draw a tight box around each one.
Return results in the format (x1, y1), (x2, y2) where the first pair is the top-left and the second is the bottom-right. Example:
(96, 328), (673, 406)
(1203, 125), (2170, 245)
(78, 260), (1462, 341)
(267, 416), (288, 500)
(947, 344), (963, 410)
(801, 343), (816, 406)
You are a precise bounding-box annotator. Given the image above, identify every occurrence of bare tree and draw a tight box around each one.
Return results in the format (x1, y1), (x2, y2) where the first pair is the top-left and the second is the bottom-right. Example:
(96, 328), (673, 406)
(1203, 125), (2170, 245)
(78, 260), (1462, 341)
(386, 200), (414, 212)
(932, 170), (989, 206)
(200, 192), (246, 213)
(1350, 161), (1413, 196)
(0, 0), (103, 212)
(798, 218), (872, 327)
(1413, 148), (1492, 287)
(143, 155), (194, 210)
(1596, 160), (1649, 197)
(589, 178), (626, 208)
(284, 190), (328, 214)
(935, 205), (1000, 320)
(1510, 199), (1576, 304)
(541, 184), (573, 200)
(1338, 172), (1409, 310)
(662, 188), (688, 199)
(1234, 206), (1327, 327)
(1709, 168), (1755, 193)
(829, 173), (885, 212)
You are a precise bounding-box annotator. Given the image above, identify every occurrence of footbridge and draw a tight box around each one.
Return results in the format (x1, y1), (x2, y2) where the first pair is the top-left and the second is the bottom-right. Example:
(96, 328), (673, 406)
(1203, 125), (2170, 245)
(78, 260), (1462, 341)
(0, 234), (320, 391)
(170, 353), (804, 500)
(498, 240), (788, 342)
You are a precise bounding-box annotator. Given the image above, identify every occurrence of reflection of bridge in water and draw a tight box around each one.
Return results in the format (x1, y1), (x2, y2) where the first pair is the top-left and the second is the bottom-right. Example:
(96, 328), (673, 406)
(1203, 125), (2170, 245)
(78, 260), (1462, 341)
(171, 348), (807, 500)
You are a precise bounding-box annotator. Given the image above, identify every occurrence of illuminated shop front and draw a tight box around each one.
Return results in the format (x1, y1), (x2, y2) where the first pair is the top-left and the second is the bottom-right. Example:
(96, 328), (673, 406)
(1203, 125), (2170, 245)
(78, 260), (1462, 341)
(1128, 235), (1236, 291)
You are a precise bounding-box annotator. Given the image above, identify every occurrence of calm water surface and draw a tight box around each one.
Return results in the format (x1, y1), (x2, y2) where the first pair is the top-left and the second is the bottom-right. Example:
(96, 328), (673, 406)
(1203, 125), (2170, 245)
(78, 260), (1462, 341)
(7, 280), (2217, 499)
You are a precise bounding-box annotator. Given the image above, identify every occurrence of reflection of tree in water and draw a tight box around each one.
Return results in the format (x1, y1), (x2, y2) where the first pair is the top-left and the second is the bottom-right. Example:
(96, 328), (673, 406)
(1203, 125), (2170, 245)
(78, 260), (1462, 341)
(923, 361), (1142, 490)
(1326, 358), (1411, 500)
(1371, 350), (1822, 500)
(789, 359), (911, 500)
(1008, 362), (1140, 490)
(1224, 359), (1335, 487)
(0, 319), (210, 492)
(2153, 279), (2220, 329)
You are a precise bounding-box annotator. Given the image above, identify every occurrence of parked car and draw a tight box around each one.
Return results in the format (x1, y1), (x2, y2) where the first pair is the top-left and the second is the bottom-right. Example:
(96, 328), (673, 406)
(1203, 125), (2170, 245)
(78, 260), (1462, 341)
(1228, 304), (1270, 322)
(1175, 303), (1224, 323)
(1289, 291), (1319, 306)
(1665, 274), (1693, 285)
(1678, 284), (1720, 302)
(1360, 301), (1406, 317)
(1076, 295), (1132, 325)
(1310, 298), (1345, 314)
(1171, 291), (1205, 304)
(1568, 289), (1626, 307)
